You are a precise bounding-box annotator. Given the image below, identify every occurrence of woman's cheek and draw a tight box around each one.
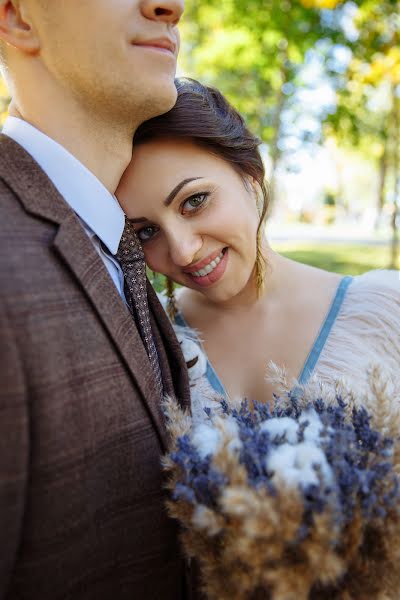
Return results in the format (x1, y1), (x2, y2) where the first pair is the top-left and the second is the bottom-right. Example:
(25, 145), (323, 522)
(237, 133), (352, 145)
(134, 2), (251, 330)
(145, 242), (169, 276)
(143, 248), (159, 273)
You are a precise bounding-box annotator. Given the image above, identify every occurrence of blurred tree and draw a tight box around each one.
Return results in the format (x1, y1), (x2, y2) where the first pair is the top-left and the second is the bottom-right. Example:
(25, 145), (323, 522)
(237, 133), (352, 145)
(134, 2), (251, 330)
(326, 0), (400, 266)
(180, 0), (344, 203)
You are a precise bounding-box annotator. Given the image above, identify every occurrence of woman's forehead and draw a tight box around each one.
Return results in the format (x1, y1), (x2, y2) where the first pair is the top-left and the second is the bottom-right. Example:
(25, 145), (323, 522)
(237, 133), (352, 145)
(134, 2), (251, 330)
(131, 139), (229, 179)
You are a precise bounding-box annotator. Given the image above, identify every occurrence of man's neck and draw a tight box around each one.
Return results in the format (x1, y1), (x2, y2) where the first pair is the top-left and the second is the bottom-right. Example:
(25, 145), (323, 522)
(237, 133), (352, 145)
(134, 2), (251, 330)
(11, 79), (136, 193)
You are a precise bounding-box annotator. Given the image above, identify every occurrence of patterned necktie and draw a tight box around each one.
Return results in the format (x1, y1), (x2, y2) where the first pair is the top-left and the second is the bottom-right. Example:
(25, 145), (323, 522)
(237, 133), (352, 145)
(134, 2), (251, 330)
(116, 216), (163, 397)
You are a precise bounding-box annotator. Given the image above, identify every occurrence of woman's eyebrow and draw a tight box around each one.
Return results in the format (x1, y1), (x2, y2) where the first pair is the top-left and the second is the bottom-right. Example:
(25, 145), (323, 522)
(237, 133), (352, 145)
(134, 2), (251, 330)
(128, 177), (205, 224)
(164, 177), (204, 207)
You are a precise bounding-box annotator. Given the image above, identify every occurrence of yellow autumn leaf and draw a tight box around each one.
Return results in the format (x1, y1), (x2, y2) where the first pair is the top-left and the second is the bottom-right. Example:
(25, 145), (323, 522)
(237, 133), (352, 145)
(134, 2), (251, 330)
(299, 0), (342, 9)
(350, 47), (400, 86)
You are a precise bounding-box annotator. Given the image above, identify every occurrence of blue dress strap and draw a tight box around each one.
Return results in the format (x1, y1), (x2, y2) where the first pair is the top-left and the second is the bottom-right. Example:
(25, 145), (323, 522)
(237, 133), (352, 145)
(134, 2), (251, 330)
(298, 275), (353, 384)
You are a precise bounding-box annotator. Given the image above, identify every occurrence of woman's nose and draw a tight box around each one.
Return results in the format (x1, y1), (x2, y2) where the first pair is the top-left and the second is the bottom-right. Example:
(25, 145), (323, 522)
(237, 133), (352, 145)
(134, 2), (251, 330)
(167, 230), (203, 267)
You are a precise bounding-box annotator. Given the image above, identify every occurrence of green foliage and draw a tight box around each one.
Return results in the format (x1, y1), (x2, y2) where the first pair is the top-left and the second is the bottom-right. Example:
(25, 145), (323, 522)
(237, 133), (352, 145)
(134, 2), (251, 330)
(147, 269), (168, 293)
(181, 0), (343, 148)
(180, 0), (399, 170)
(326, 0), (400, 154)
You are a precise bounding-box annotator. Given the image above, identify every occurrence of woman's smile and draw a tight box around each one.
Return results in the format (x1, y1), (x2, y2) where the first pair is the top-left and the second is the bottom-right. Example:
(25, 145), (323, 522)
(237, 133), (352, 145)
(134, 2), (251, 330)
(184, 248), (229, 287)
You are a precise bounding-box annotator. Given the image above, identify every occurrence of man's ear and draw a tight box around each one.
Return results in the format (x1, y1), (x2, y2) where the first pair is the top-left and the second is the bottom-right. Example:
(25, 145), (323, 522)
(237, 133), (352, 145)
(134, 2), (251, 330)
(0, 1), (40, 55)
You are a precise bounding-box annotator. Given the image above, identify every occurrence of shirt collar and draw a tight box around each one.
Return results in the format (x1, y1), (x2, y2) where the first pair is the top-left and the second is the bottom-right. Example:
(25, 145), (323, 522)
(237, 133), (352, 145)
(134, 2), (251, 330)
(2, 116), (125, 255)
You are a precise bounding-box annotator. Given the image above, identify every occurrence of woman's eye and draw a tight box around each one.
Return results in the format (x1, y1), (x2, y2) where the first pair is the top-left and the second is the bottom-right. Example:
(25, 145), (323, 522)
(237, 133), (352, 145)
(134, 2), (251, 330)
(182, 193), (209, 213)
(136, 225), (159, 242)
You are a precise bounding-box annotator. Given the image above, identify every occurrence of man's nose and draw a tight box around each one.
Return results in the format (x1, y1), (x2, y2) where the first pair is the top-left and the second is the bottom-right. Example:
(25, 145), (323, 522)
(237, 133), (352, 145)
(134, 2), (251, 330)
(141, 0), (184, 25)
(167, 230), (203, 267)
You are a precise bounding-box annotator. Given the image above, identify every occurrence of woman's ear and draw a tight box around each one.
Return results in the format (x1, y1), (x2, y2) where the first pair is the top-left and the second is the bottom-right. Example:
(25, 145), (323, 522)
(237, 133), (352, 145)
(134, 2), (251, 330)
(0, 1), (40, 55)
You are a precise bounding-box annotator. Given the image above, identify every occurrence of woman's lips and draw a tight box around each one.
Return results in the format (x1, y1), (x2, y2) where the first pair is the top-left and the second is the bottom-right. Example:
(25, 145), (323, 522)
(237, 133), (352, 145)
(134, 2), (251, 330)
(185, 249), (229, 288)
(184, 248), (224, 274)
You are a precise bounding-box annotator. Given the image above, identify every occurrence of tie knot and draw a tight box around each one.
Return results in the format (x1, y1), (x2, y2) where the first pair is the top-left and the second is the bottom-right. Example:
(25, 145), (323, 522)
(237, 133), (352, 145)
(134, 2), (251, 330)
(117, 216), (145, 263)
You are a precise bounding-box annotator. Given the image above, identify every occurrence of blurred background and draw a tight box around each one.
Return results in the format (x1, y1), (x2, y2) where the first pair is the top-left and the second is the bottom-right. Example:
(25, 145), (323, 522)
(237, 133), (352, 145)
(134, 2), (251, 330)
(1, 0), (399, 276)
(177, 0), (399, 275)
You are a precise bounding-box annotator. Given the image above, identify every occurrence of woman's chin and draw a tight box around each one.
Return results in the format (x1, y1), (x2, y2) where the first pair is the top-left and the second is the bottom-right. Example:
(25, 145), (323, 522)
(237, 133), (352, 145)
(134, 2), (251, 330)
(200, 283), (245, 304)
(166, 262), (254, 305)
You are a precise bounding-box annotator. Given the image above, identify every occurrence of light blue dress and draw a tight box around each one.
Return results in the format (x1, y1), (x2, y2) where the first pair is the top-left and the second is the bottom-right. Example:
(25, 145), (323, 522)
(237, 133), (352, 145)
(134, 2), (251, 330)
(165, 270), (399, 420)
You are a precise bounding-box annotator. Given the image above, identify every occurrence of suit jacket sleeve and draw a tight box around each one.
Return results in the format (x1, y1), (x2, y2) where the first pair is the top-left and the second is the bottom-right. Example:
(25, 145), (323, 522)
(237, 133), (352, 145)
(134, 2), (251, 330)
(0, 299), (29, 598)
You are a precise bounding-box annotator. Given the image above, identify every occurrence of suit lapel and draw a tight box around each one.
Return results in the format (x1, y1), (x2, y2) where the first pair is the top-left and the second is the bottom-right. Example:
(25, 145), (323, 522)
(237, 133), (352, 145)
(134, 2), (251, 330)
(0, 135), (173, 450)
(147, 282), (191, 412)
(53, 215), (171, 448)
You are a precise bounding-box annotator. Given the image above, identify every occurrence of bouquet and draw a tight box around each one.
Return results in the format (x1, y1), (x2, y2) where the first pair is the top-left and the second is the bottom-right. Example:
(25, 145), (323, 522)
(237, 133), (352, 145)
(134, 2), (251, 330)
(163, 366), (400, 600)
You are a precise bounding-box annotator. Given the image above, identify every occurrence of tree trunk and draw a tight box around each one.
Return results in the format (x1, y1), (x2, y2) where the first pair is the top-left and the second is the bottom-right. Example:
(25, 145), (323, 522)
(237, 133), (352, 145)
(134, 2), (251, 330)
(390, 86), (400, 269)
(374, 132), (389, 230)
(268, 48), (289, 209)
(269, 91), (285, 205)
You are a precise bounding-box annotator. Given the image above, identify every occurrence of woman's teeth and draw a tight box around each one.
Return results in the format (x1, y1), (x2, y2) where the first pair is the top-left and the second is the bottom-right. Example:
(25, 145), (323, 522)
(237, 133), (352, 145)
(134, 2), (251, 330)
(192, 251), (224, 277)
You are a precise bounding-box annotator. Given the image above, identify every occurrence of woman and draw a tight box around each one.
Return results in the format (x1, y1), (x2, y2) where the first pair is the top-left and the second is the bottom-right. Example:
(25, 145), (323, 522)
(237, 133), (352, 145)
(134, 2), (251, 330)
(116, 78), (399, 411)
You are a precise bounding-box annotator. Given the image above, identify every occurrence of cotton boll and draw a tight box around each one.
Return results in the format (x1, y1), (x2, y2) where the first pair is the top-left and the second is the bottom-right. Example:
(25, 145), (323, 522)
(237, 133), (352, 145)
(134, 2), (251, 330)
(295, 442), (334, 486)
(266, 443), (298, 483)
(299, 409), (325, 443)
(260, 417), (299, 444)
(177, 335), (207, 381)
(266, 440), (334, 489)
(192, 423), (223, 459)
(213, 415), (242, 454)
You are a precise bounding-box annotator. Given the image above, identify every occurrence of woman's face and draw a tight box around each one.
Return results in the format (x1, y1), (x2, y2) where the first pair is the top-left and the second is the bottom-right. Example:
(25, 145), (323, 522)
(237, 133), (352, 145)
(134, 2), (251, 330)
(116, 138), (260, 304)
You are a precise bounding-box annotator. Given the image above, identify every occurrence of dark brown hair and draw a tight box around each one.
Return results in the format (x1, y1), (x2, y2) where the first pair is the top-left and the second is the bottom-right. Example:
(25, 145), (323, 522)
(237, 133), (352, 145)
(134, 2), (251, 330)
(134, 77), (269, 234)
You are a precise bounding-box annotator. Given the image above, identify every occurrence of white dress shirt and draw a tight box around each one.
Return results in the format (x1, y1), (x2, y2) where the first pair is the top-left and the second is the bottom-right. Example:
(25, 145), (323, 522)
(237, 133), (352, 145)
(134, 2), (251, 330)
(2, 116), (126, 298)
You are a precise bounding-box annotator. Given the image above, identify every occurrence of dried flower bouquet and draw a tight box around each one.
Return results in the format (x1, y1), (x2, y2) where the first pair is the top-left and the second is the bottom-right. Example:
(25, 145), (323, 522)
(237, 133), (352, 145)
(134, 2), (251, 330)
(163, 366), (400, 600)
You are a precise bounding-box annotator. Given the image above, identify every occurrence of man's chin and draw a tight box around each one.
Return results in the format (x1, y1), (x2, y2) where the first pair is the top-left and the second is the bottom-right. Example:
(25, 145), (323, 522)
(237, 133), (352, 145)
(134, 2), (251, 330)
(142, 80), (177, 120)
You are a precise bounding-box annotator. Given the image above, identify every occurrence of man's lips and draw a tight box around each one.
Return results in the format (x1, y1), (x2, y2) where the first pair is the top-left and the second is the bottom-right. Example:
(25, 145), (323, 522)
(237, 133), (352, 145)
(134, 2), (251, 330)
(132, 37), (177, 57)
(183, 248), (226, 274)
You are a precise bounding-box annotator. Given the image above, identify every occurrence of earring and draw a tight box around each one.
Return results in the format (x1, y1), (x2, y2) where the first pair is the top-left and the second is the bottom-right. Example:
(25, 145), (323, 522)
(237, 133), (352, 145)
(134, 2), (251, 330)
(165, 276), (178, 320)
(255, 230), (266, 295)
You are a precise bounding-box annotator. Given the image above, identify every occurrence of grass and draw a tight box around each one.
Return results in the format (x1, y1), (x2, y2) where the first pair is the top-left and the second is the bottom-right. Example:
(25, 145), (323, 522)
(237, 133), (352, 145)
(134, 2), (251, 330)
(271, 242), (393, 275)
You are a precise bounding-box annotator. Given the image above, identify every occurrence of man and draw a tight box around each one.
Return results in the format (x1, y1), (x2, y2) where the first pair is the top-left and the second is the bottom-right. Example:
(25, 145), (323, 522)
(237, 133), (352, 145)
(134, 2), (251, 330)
(0, 1), (193, 598)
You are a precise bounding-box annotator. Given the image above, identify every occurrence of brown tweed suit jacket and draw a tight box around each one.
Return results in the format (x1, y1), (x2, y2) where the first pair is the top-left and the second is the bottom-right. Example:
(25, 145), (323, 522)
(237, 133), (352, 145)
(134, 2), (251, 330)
(0, 135), (195, 600)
